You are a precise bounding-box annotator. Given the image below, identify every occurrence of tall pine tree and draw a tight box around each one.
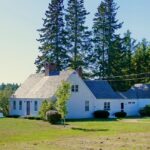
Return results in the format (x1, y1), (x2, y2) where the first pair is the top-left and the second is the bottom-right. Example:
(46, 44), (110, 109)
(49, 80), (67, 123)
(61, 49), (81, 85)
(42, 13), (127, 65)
(65, 0), (92, 70)
(35, 0), (69, 72)
(92, 2), (107, 79)
(92, 0), (123, 79)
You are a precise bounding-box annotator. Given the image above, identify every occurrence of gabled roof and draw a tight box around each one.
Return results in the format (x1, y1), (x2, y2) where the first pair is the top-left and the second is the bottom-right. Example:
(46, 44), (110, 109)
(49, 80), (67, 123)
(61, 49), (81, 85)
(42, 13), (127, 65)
(13, 70), (73, 99)
(13, 68), (150, 100)
(85, 80), (150, 99)
(84, 80), (121, 99)
(118, 84), (150, 99)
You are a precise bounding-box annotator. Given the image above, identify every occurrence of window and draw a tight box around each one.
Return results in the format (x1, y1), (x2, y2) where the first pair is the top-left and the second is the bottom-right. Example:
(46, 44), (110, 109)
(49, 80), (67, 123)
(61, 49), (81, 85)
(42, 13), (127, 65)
(104, 102), (110, 111)
(128, 102), (135, 104)
(85, 101), (89, 112)
(19, 101), (22, 110)
(121, 103), (124, 111)
(72, 85), (79, 92)
(13, 101), (16, 110)
(34, 101), (38, 111)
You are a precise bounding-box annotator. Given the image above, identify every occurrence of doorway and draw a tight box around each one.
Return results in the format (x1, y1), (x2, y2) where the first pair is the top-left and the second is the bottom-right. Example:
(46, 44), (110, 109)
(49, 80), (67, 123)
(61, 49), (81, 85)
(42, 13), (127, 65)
(121, 103), (124, 112)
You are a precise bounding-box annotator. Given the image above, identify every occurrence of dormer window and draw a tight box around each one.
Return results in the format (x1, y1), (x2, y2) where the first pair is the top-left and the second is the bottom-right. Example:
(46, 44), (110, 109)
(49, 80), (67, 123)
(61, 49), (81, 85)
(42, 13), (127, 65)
(72, 85), (79, 92)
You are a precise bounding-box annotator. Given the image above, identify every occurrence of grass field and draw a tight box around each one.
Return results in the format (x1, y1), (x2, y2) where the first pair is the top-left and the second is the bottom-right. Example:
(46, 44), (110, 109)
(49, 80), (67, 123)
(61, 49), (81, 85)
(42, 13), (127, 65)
(0, 118), (150, 150)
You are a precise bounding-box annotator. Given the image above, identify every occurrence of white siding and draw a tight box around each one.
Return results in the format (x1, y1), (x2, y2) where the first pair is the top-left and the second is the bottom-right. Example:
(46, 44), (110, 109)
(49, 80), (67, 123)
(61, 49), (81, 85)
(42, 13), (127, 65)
(67, 73), (96, 119)
(138, 99), (150, 109)
(96, 99), (139, 117)
(10, 99), (43, 117)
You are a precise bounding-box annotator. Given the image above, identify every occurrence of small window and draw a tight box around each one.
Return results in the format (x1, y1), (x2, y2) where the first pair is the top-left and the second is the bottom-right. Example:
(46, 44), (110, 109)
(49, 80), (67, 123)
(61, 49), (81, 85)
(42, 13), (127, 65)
(75, 85), (79, 92)
(72, 85), (79, 92)
(13, 101), (16, 110)
(19, 101), (22, 110)
(85, 101), (89, 112)
(34, 101), (38, 111)
(104, 102), (110, 111)
(71, 85), (75, 92)
(128, 102), (131, 104)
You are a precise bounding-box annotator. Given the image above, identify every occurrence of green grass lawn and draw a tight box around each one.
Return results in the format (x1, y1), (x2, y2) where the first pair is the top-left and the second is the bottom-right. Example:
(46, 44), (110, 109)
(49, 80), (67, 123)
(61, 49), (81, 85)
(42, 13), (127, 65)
(0, 118), (150, 150)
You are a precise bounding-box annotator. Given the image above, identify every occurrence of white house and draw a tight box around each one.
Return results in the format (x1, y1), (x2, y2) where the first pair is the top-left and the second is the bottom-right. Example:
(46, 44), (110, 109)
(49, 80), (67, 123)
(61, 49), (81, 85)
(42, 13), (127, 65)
(10, 63), (150, 119)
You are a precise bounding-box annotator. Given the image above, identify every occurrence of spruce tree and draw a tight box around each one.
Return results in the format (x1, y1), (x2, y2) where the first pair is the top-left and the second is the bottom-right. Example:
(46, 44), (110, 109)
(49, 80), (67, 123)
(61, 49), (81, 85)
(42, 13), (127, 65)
(35, 0), (69, 72)
(92, 2), (107, 79)
(104, 0), (123, 76)
(132, 39), (150, 83)
(92, 0), (123, 79)
(65, 0), (92, 70)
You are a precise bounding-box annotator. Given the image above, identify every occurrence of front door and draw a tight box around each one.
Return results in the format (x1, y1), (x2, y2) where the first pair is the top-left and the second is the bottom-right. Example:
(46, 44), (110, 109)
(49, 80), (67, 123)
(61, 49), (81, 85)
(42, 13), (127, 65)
(121, 103), (124, 112)
(26, 101), (30, 116)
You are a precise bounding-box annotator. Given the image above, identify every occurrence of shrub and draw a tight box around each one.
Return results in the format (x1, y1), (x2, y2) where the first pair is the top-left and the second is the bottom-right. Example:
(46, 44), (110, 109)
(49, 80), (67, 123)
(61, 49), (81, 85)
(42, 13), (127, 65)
(93, 110), (110, 119)
(114, 111), (127, 118)
(39, 100), (56, 120)
(139, 105), (150, 117)
(46, 110), (61, 124)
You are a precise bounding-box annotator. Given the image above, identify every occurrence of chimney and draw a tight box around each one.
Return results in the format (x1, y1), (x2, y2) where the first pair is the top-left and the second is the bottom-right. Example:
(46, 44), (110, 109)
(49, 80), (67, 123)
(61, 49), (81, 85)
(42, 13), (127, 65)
(76, 67), (83, 78)
(44, 62), (57, 76)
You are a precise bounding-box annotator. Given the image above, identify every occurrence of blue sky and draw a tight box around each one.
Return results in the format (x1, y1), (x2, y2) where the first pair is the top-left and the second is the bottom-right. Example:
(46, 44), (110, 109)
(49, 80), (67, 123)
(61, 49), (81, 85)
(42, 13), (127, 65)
(0, 0), (150, 83)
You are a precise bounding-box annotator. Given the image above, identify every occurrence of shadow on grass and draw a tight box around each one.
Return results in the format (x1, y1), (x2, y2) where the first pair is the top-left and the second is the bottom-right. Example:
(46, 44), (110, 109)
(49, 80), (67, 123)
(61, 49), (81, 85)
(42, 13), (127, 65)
(67, 118), (118, 122)
(71, 127), (109, 132)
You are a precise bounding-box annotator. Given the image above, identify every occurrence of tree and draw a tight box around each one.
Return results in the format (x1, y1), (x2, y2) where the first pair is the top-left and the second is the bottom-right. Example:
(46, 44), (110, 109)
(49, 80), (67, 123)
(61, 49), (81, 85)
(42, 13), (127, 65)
(104, 0), (123, 76)
(65, 0), (92, 70)
(0, 87), (13, 116)
(92, 0), (123, 79)
(39, 100), (51, 120)
(132, 39), (150, 83)
(55, 81), (71, 125)
(35, 0), (69, 72)
(0, 83), (19, 116)
(92, 1), (108, 79)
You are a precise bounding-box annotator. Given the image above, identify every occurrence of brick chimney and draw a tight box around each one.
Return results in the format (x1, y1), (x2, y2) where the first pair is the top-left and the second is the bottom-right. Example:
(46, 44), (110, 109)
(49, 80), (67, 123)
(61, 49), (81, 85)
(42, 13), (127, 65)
(44, 62), (57, 76)
(76, 67), (83, 78)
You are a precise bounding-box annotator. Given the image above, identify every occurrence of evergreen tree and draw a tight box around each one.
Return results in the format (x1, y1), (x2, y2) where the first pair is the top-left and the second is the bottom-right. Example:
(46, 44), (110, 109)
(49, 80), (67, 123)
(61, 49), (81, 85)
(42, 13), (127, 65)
(92, 2), (107, 79)
(92, 0), (123, 79)
(123, 30), (136, 75)
(104, 0), (123, 76)
(132, 39), (150, 83)
(35, 0), (69, 72)
(65, 0), (92, 70)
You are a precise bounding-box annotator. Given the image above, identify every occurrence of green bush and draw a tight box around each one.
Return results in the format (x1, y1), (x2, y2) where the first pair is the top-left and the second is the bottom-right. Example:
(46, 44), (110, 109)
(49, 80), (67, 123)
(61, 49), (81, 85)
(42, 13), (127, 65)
(39, 100), (56, 120)
(139, 105), (150, 117)
(93, 110), (110, 119)
(46, 110), (61, 124)
(114, 111), (127, 118)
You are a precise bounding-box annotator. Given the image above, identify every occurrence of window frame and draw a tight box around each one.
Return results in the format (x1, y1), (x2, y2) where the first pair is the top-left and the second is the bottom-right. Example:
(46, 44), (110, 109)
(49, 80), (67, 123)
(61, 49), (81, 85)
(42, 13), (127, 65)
(13, 101), (16, 110)
(104, 102), (110, 111)
(85, 101), (90, 112)
(19, 101), (22, 110)
(34, 101), (38, 111)
(71, 85), (79, 92)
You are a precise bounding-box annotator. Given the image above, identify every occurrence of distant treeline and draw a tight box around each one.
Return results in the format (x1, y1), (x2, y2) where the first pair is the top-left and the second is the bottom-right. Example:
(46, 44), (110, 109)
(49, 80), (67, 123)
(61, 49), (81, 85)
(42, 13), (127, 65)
(0, 83), (19, 91)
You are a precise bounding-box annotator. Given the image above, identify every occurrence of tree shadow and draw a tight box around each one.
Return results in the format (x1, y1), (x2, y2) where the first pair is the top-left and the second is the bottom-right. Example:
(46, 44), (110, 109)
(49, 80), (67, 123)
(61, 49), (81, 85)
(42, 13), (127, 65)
(71, 127), (109, 132)
(67, 118), (118, 122)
